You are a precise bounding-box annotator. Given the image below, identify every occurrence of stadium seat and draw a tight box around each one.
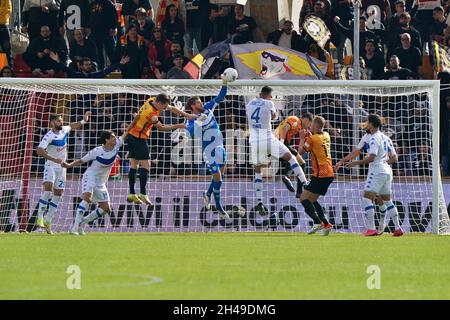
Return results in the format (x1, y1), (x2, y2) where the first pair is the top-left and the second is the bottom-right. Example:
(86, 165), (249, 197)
(12, 53), (32, 77)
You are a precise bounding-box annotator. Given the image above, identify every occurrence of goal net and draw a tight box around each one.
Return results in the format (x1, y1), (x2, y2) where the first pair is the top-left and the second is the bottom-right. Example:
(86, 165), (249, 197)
(0, 79), (448, 234)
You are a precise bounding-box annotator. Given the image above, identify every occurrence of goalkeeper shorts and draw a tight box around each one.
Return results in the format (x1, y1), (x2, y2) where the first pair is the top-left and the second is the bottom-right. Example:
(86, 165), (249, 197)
(304, 176), (334, 196)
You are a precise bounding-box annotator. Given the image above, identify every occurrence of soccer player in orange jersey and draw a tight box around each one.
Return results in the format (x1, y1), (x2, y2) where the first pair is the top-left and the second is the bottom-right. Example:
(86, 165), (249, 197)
(127, 93), (196, 205)
(298, 116), (334, 236)
(275, 113), (313, 197)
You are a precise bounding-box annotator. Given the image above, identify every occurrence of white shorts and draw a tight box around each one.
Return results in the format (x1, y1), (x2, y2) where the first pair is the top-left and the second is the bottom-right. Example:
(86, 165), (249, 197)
(82, 175), (110, 203)
(250, 137), (290, 166)
(364, 172), (392, 195)
(43, 165), (66, 190)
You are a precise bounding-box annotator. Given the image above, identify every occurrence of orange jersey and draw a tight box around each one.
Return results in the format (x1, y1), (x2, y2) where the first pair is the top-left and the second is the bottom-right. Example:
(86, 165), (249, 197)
(129, 98), (160, 139)
(303, 132), (334, 178)
(275, 116), (302, 143)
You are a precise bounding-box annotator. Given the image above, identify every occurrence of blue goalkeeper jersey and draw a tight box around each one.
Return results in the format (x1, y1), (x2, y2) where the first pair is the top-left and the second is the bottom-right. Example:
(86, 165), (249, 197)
(185, 86), (227, 168)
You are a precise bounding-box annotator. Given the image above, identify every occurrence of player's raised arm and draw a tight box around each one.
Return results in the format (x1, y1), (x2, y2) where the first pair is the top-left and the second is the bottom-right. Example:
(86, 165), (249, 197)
(63, 148), (97, 169)
(70, 111), (91, 130)
(204, 80), (228, 111)
(167, 106), (197, 120)
(154, 121), (186, 132)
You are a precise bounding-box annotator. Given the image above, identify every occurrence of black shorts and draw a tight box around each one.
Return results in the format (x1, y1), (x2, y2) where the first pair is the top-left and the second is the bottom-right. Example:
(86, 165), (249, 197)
(127, 135), (150, 160)
(304, 177), (334, 196)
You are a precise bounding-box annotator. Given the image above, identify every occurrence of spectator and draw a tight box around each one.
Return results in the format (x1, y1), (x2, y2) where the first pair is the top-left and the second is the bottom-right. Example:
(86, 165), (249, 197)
(166, 54), (193, 78)
(161, 4), (185, 47)
(88, 0), (118, 69)
(387, 12), (422, 59)
(0, 66), (13, 77)
(362, 0), (391, 24)
(334, 15), (382, 56)
(430, 6), (448, 44)
(411, 141), (432, 176)
(122, 0), (152, 27)
(393, 33), (422, 75)
(69, 29), (99, 70)
(184, 0), (210, 57)
(330, 0), (353, 63)
(412, 0), (439, 47)
(387, 0), (406, 32)
(49, 52), (130, 78)
(210, 4), (231, 44)
(113, 93), (138, 124)
(201, 2), (215, 48)
(267, 20), (307, 52)
(383, 55), (412, 79)
(310, 1), (339, 49)
(135, 7), (155, 43)
(116, 24), (149, 79)
(58, 0), (91, 43)
(0, 0), (11, 65)
(23, 25), (68, 76)
(22, 0), (59, 41)
(147, 27), (171, 78)
(156, 0), (186, 26)
(362, 39), (386, 79)
(228, 4), (257, 44)
(161, 40), (189, 75)
(300, 0), (331, 27)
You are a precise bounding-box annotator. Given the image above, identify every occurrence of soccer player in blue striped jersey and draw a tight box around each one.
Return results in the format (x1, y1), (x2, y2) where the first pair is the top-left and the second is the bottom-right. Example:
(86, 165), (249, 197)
(184, 77), (233, 219)
(63, 129), (129, 235)
(36, 112), (91, 234)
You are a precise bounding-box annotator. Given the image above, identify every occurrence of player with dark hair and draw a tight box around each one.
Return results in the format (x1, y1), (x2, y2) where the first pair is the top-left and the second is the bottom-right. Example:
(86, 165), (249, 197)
(298, 116), (334, 235)
(126, 93), (196, 205)
(36, 111), (91, 234)
(275, 112), (314, 198)
(246, 86), (308, 216)
(64, 129), (129, 235)
(185, 76), (240, 219)
(336, 115), (403, 236)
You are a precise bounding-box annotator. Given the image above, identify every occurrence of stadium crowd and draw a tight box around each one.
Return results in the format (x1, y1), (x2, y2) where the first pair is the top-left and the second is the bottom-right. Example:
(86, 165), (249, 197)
(0, 0), (448, 176)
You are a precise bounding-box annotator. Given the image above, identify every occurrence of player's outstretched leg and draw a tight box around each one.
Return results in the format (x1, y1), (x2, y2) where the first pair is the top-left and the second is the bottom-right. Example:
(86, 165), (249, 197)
(72, 199), (90, 235)
(43, 194), (61, 235)
(254, 167), (268, 216)
(137, 167), (152, 205)
(385, 200), (403, 236)
(204, 180), (214, 210)
(362, 195), (378, 236)
(282, 153), (307, 198)
(211, 169), (229, 219)
(313, 201), (333, 236)
(280, 159), (295, 192)
(127, 159), (143, 204)
(79, 207), (107, 235)
(37, 189), (52, 228)
(376, 197), (388, 235)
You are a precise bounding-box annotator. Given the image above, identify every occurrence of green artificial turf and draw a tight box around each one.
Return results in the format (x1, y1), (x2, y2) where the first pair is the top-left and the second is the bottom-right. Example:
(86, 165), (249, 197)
(1, 232), (449, 300)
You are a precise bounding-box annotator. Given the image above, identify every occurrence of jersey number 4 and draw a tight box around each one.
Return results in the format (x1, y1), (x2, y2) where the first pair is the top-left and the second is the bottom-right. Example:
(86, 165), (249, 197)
(251, 107), (260, 123)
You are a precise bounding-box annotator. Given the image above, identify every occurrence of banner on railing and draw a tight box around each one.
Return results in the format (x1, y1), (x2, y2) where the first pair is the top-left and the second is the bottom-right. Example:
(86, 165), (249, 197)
(0, 179), (448, 233)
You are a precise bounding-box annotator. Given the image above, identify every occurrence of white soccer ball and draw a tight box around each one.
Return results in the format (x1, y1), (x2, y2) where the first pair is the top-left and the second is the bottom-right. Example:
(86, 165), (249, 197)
(222, 68), (238, 82)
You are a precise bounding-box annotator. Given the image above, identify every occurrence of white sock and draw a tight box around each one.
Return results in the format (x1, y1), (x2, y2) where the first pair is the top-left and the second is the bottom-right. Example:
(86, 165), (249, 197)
(379, 203), (388, 225)
(75, 200), (89, 225)
(38, 191), (52, 219)
(255, 173), (263, 203)
(386, 200), (401, 229)
(81, 208), (105, 225)
(362, 197), (375, 230)
(45, 195), (61, 223)
(288, 157), (306, 183)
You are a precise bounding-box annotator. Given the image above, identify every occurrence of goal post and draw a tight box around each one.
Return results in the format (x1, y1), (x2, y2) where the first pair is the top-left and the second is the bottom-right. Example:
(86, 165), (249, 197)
(0, 78), (448, 234)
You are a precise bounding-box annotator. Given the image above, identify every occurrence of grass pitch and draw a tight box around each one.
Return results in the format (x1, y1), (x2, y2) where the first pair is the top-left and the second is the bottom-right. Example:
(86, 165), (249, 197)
(1, 232), (449, 300)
